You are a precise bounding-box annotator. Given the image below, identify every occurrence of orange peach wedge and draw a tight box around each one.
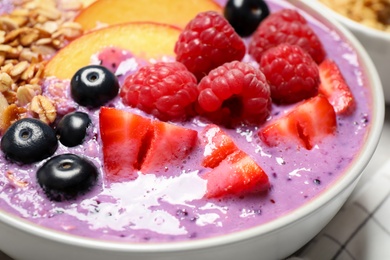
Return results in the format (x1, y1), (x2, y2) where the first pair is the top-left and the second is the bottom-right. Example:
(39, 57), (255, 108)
(74, 0), (222, 31)
(45, 22), (181, 80)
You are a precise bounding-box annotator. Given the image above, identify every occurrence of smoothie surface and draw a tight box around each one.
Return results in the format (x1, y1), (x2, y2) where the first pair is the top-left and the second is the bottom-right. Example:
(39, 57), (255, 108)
(0, 0), (372, 243)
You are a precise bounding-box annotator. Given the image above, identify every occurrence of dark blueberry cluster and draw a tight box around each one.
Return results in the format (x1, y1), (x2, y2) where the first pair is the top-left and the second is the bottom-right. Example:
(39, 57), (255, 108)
(0, 116), (98, 202)
(0, 64), (122, 202)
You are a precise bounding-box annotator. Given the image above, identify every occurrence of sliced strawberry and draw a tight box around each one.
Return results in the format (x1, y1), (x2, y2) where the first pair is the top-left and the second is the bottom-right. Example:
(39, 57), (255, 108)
(318, 58), (355, 115)
(199, 124), (270, 198)
(200, 124), (239, 168)
(99, 107), (152, 181)
(202, 150), (270, 198)
(259, 95), (337, 150)
(140, 121), (198, 173)
(100, 107), (198, 179)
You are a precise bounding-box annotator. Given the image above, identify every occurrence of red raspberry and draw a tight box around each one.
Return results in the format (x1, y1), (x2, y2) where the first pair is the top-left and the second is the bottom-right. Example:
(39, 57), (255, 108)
(260, 43), (320, 104)
(174, 11), (246, 82)
(248, 9), (326, 64)
(197, 61), (271, 126)
(120, 62), (198, 121)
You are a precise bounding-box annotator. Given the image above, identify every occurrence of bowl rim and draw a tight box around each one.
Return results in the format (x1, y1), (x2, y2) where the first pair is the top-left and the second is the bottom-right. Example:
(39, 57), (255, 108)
(312, 0), (390, 40)
(0, 0), (385, 255)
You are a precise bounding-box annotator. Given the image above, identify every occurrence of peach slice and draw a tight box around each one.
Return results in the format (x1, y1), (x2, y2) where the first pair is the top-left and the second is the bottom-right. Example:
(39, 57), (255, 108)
(45, 22), (181, 79)
(74, 0), (222, 31)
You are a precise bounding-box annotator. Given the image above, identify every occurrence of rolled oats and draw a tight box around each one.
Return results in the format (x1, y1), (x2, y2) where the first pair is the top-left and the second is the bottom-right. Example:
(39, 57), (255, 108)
(36, 6), (62, 21)
(3, 90), (17, 106)
(20, 63), (36, 81)
(12, 16), (29, 27)
(16, 85), (37, 106)
(19, 28), (40, 46)
(0, 104), (27, 133)
(39, 21), (59, 34)
(19, 48), (39, 62)
(59, 1), (83, 11)
(0, 92), (8, 111)
(30, 95), (57, 124)
(1, 63), (14, 74)
(0, 72), (13, 92)
(0, 17), (19, 31)
(0, 55), (5, 67)
(0, 0), (85, 132)
(0, 31), (6, 44)
(320, 0), (390, 32)
(9, 60), (29, 77)
(0, 44), (14, 53)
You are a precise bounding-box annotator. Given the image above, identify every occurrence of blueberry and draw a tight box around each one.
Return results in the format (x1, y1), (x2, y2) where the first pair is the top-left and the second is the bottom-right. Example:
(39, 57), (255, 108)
(37, 154), (98, 201)
(224, 0), (270, 37)
(70, 65), (119, 108)
(57, 112), (91, 147)
(1, 118), (58, 164)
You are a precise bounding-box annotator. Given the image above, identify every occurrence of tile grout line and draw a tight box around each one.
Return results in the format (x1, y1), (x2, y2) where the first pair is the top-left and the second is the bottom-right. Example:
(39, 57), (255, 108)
(330, 190), (390, 259)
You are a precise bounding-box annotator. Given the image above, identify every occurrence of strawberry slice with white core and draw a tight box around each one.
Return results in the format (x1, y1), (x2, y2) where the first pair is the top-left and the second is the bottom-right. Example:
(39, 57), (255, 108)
(202, 150), (270, 198)
(140, 120), (198, 173)
(99, 107), (152, 181)
(318, 58), (355, 115)
(259, 95), (337, 150)
(199, 124), (270, 198)
(200, 124), (239, 168)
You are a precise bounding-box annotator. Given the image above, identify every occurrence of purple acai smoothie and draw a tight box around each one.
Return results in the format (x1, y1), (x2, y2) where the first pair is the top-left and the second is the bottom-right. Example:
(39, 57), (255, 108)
(0, 0), (372, 243)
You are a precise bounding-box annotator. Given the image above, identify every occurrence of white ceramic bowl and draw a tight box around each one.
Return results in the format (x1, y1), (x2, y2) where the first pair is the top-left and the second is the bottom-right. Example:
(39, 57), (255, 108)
(312, 0), (390, 102)
(0, 0), (384, 260)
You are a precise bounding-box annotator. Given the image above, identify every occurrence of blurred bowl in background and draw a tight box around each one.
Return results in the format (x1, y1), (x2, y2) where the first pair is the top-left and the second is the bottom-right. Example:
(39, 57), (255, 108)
(313, 0), (390, 102)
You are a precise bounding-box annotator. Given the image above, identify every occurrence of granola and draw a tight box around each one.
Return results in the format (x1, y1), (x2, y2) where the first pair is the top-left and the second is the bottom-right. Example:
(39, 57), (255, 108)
(0, 0), (84, 133)
(319, 0), (390, 32)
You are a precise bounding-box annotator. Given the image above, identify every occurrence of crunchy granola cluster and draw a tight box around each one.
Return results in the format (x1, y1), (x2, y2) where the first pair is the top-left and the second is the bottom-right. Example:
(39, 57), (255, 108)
(320, 0), (390, 32)
(0, 0), (84, 133)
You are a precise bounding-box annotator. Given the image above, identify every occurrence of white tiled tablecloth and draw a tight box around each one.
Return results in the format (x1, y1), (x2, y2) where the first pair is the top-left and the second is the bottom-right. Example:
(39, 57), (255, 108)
(293, 161), (390, 260)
